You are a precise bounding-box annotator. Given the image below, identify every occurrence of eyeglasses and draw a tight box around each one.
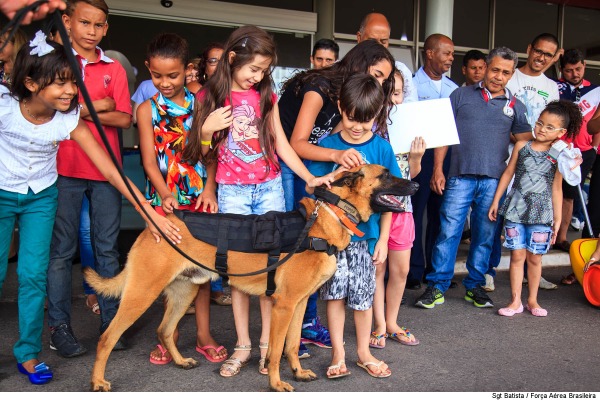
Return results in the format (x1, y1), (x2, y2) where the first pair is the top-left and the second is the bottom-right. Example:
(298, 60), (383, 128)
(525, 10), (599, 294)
(534, 121), (565, 133)
(207, 57), (219, 65)
(531, 48), (555, 59)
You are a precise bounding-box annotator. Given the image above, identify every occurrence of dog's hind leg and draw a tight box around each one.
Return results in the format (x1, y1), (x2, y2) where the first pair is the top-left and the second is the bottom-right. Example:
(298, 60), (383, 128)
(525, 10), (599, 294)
(159, 279), (201, 369)
(91, 281), (166, 392)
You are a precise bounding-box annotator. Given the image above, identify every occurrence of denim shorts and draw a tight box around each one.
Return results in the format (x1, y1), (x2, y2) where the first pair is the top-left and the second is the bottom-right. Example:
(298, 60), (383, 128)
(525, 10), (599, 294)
(319, 241), (376, 311)
(502, 220), (553, 255)
(218, 176), (285, 215)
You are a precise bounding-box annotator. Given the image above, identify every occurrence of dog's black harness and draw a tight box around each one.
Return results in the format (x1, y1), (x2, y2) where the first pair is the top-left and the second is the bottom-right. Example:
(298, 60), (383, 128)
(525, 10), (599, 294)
(174, 206), (337, 296)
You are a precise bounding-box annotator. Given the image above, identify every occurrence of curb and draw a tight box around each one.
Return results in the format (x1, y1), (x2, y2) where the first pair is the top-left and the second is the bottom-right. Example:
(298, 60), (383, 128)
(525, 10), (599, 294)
(454, 250), (571, 274)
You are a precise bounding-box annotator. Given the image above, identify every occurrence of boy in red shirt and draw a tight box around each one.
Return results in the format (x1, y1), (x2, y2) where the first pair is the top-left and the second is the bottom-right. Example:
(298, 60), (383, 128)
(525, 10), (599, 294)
(46, 0), (132, 357)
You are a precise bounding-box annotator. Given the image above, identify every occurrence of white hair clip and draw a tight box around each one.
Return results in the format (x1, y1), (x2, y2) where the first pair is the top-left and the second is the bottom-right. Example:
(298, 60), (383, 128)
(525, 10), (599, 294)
(29, 30), (54, 57)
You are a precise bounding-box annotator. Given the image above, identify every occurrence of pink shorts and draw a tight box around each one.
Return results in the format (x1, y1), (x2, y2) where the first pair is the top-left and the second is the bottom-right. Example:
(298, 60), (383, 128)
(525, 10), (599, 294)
(388, 212), (415, 251)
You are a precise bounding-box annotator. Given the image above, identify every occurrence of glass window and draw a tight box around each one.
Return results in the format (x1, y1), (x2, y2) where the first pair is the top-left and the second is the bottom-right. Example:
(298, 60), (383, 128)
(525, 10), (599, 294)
(101, 16), (310, 85)
(334, 0), (415, 42)
(563, 6), (600, 62)
(494, 0), (559, 52)
(584, 66), (600, 86)
(452, 0), (490, 49)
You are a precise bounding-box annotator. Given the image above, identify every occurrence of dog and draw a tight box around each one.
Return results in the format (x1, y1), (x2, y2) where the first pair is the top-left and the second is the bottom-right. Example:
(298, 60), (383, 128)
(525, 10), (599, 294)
(84, 164), (418, 392)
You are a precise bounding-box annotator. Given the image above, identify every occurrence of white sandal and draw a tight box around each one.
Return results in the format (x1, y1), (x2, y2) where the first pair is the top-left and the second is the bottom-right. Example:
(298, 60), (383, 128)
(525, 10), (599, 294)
(219, 344), (251, 378)
(258, 342), (268, 375)
(326, 359), (351, 379)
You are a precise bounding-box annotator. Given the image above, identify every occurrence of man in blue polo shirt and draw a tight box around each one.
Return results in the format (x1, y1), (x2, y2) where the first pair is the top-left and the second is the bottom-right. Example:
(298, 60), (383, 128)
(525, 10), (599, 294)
(415, 47), (532, 309)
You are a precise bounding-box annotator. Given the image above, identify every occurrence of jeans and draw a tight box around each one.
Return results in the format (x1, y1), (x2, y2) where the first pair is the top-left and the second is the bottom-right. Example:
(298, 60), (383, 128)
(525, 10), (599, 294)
(584, 154), (600, 238)
(218, 176), (285, 214)
(280, 160), (309, 212)
(426, 175), (499, 293)
(47, 177), (122, 330)
(281, 160), (317, 322)
(0, 185), (57, 363)
(79, 194), (96, 296)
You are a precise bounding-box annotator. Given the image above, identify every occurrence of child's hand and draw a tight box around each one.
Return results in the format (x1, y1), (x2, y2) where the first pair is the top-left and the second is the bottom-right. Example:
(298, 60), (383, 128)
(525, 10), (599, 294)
(196, 190), (218, 213)
(409, 136), (426, 161)
(332, 149), (365, 169)
(203, 105), (233, 137)
(307, 171), (336, 189)
(161, 195), (178, 214)
(372, 239), (388, 266)
(93, 97), (116, 113)
(144, 209), (182, 244)
(488, 203), (498, 221)
(551, 221), (560, 245)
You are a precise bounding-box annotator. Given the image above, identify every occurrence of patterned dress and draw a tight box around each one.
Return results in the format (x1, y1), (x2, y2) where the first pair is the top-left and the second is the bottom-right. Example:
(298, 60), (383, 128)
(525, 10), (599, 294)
(145, 88), (206, 207)
(499, 141), (557, 225)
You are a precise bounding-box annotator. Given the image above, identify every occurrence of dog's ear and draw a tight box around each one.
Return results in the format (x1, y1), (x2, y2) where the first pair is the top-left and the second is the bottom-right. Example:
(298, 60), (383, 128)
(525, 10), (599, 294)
(331, 170), (364, 188)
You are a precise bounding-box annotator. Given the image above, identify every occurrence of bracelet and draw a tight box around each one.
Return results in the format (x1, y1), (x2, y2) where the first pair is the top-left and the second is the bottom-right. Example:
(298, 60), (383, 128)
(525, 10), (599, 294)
(135, 200), (151, 212)
(201, 140), (212, 146)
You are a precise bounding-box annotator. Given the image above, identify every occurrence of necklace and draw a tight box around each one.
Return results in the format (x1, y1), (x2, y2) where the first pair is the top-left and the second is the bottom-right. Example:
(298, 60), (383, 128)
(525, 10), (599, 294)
(22, 100), (54, 123)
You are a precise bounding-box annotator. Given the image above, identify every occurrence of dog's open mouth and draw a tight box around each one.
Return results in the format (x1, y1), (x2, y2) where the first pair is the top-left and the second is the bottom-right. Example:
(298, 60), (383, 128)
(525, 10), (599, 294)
(371, 178), (419, 213)
(372, 193), (407, 213)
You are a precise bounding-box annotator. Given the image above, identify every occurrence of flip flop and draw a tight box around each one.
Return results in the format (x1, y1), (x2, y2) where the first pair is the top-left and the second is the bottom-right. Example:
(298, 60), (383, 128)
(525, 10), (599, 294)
(149, 344), (172, 365)
(561, 273), (577, 285)
(196, 344), (226, 363)
(326, 360), (351, 379)
(356, 360), (391, 378)
(369, 331), (387, 349)
(387, 328), (420, 346)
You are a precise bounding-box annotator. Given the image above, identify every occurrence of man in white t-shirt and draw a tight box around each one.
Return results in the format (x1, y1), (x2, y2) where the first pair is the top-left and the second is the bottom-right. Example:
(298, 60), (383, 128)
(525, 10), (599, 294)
(506, 33), (560, 127)
(356, 12), (418, 103)
(504, 32), (561, 290)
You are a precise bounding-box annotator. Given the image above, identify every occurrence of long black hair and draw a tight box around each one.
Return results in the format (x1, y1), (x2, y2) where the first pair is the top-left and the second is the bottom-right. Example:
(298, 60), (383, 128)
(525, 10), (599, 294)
(281, 39), (395, 132)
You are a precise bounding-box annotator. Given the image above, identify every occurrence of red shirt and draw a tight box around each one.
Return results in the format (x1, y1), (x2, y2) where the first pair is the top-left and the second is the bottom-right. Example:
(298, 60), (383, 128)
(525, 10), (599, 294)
(57, 47), (132, 181)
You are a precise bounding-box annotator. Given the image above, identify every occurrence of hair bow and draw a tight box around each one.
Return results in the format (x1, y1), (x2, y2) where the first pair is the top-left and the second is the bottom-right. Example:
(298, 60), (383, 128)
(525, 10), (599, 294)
(29, 30), (54, 57)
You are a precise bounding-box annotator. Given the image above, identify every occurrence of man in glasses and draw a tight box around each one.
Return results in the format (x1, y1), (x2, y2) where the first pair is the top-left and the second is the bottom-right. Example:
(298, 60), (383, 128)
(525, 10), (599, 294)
(553, 49), (600, 274)
(505, 33), (561, 290)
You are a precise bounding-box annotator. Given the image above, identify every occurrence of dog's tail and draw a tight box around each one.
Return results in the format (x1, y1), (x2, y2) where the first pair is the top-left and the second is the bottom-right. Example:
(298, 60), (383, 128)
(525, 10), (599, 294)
(83, 266), (127, 299)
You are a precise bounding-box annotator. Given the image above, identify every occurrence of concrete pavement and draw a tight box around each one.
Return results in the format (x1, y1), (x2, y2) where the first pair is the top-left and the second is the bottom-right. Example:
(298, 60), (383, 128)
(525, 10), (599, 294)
(1, 229), (599, 395)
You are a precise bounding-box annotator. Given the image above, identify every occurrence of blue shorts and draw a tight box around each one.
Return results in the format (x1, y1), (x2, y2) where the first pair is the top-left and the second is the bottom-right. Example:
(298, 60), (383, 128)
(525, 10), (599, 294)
(502, 221), (553, 255)
(218, 176), (285, 215)
(319, 241), (375, 311)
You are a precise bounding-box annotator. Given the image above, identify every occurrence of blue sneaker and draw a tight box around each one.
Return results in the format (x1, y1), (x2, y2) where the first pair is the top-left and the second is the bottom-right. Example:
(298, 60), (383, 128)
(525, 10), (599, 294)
(301, 316), (332, 348)
(298, 342), (310, 359)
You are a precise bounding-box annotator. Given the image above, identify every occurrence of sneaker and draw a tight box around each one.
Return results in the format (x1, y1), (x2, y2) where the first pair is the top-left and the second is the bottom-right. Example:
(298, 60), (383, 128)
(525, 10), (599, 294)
(298, 342), (310, 359)
(415, 286), (445, 309)
(539, 276), (558, 290)
(570, 217), (583, 231)
(465, 286), (494, 308)
(300, 316), (332, 348)
(50, 323), (87, 358)
(482, 274), (495, 292)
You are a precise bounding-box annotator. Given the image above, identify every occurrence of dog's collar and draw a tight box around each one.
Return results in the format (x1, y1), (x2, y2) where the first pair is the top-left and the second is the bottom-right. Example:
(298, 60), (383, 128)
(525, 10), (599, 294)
(313, 186), (361, 225)
(326, 203), (365, 237)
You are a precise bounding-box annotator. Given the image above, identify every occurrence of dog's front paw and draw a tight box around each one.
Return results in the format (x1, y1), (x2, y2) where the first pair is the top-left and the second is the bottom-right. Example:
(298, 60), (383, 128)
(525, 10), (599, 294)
(177, 357), (199, 369)
(270, 380), (295, 392)
(293, 368), (317, 382)
(91, 379), (112, 392)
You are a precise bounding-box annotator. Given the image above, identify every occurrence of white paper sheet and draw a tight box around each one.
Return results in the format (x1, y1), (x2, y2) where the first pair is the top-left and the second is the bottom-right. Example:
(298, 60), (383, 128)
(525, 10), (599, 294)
(387, 98), (460, 154)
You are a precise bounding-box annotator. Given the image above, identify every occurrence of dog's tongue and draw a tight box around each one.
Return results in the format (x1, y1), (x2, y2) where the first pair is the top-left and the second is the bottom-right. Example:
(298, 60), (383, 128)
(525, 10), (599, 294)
(381, 194), (405, 206)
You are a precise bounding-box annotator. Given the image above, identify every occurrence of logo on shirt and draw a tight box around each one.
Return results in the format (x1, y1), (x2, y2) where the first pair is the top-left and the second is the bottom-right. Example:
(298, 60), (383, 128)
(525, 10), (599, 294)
(104, 75), (111, 89)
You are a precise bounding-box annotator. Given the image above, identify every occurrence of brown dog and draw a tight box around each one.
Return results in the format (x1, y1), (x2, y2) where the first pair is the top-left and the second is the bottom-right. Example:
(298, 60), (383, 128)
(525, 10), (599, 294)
(84, 164), (418, 392)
